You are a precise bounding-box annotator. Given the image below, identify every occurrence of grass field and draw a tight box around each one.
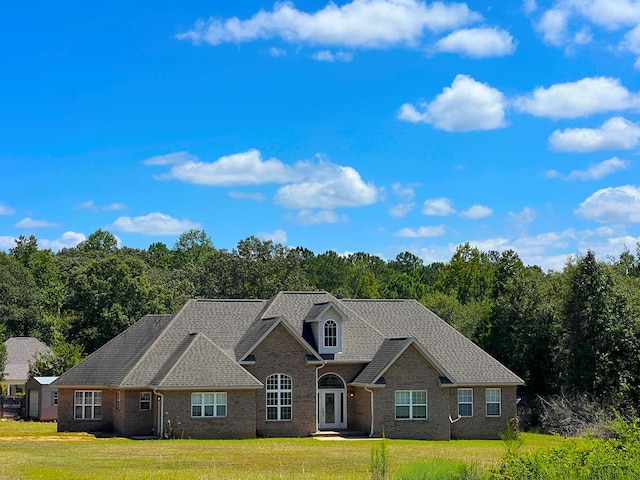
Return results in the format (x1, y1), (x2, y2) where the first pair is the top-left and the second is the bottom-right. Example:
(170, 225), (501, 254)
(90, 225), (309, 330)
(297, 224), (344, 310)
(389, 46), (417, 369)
(0, 420), (567, 480)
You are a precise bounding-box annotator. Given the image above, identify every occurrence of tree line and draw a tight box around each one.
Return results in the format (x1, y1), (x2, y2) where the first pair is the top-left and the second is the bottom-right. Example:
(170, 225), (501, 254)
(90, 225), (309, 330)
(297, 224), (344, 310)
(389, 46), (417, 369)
(1, 228), (640, 418)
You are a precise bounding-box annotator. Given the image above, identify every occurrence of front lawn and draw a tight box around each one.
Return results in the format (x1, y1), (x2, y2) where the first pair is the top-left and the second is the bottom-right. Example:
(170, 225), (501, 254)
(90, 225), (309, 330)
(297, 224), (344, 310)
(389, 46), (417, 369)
(0, 420), (566, 480)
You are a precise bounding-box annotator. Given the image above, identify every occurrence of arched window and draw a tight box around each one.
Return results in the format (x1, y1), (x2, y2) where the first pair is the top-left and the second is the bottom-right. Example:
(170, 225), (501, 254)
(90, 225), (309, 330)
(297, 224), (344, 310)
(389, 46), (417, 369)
(266, 374), (292, 421)
(318, 374), (345, 389)
(324, 319), (337, 347)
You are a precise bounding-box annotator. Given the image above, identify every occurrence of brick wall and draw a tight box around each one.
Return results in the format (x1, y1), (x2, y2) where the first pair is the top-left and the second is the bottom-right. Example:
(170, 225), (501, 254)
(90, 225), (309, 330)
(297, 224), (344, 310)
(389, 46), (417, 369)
(372, 344), (451, 440)
(118, 390), (155, 437)
(245, 323), (317, 437)
(56, 387), (115, 434)
(160, 389), (256, 439)
(449, 386), (518, 440)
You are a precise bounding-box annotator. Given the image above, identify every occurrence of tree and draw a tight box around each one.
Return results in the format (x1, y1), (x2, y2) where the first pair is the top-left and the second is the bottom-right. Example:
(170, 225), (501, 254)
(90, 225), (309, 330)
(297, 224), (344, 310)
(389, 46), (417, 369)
(171, 229), (214, 269)
(77, 229), (118, 253)
(30, 341), (84, 377)
(561, 251), (635, 399)
(0, 337), (6, 383)
(65, 253), (166, 353)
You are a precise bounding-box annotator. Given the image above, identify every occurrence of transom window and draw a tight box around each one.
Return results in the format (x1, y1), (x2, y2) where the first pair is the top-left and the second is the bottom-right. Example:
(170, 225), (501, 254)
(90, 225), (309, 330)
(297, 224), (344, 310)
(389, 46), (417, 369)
(486, 388), (501, 417)
(191, 392), (227, 418)
(458, 388), (473, 417)
(324, 319), (337, 347)
(140, 392), (152, 410)
(395, 390), (427, 420)
(74, 390), (102, 420)
(318, 374), (345, 389)
(266, 374), (292, 421)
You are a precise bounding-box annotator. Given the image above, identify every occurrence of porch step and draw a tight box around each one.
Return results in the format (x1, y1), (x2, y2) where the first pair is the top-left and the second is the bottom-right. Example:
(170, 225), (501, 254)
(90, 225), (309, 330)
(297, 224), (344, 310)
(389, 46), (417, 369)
(312, 429), (367, 438)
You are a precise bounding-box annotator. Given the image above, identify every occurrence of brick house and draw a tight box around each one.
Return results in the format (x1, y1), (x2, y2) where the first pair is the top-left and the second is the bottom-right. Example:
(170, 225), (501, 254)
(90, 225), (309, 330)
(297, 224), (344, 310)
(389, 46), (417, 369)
(53, 291), (523, 440)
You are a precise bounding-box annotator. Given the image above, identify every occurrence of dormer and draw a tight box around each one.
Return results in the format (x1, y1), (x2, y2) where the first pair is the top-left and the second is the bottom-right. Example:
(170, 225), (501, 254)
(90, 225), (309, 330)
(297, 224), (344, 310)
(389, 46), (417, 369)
(304, 301), (348, 355)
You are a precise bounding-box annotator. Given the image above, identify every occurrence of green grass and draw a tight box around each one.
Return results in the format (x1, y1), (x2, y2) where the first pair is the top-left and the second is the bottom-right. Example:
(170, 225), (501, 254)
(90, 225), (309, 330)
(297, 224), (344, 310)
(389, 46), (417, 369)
(0, 420), (567, 480)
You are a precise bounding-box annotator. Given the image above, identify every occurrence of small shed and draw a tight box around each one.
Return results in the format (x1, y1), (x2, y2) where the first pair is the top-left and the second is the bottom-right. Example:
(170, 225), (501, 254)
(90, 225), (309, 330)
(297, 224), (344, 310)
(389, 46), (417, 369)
(25, 377), (58, 421)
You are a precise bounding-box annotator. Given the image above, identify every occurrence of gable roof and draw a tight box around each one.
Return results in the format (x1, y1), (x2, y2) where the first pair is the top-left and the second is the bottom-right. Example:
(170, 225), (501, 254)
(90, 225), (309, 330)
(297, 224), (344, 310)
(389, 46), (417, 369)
(54, 292), (523, 389)
(352, 337), (452, 386)
(3, 337), (52, 382)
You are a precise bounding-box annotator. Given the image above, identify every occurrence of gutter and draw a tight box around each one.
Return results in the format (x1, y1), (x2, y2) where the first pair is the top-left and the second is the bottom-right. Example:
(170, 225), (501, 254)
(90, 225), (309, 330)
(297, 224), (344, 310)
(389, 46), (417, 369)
(315, 360), (326, 432)
(153, 389), (164, 439)
(364, 385), (374, 438)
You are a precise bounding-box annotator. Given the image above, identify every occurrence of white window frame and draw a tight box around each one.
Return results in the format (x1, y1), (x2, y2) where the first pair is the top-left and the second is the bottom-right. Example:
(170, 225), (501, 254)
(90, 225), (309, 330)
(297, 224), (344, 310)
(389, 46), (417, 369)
(116, 391), (120, 410)
(191, 392), (227, 418)
(266, 374), (292, 421)
(52, 391), (58, 406)
(395, 390), (427, 420)
(74, 390), (102, 420)
(140, 392), (152, 411)
(458, 388), (473, 417)
(485, 388), (501, 417)
(323, 319), (338, 348)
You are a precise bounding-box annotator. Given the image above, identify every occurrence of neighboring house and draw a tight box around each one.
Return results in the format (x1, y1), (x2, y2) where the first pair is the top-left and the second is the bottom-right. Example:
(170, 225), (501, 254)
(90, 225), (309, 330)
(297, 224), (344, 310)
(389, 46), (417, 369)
(1, 337), (52, 396)
(26, 376), (58, 421)
(54, 291), (523, 440)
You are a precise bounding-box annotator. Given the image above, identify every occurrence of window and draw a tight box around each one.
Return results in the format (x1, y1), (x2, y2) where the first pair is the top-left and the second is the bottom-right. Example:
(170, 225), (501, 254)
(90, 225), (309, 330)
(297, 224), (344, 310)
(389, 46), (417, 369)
(486, 388), (501, 417)
(266, 374), (292, 421)
(324, 319), (337, 348)
(116, 391), (120, 410)
(395, 390), (427, 420)
(74, 390), (102, 420)
(458, 388), (473, 417)
(191, 393), (227, 418)
(140, 392), (151, 410)
(52, 391), (58, 406)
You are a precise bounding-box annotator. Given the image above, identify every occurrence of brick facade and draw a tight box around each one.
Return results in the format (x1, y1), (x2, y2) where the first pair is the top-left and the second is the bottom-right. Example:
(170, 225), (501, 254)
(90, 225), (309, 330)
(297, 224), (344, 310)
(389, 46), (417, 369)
(371, 344), (451, 440)
(449, 386), (518, 440)
(245, 323), (317, 437)
(57, 387), (115, 434)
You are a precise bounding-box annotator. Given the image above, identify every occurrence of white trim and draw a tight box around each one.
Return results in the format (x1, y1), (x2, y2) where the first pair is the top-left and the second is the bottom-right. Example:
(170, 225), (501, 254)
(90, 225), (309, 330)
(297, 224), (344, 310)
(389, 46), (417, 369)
(266, 374), (293, 421)
(485, 388), (502, 417)
(457, 388), (473, 418)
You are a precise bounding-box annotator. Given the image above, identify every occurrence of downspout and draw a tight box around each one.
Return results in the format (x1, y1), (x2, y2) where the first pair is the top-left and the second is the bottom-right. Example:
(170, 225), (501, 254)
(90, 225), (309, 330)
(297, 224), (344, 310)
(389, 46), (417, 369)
(153, 389), (164, 439)
(315, 360), (326, 432)
(364, 385), (374, 437)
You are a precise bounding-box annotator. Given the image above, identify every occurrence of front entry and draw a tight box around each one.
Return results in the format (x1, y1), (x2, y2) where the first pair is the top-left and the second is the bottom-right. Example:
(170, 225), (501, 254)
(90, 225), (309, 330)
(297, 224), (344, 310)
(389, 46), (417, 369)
(318, 374), (347, 430)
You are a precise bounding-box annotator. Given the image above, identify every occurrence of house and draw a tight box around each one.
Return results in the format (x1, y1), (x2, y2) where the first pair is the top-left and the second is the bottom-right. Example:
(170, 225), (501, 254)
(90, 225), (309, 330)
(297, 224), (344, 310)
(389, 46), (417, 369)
(1, 337), (52, 396)
(26, 376), (58, 421)
(53, 291), (523, 440)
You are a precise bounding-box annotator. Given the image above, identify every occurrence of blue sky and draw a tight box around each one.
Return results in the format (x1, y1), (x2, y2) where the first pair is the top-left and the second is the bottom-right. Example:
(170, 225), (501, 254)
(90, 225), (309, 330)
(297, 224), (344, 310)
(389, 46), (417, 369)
(2, 0), (640, 271)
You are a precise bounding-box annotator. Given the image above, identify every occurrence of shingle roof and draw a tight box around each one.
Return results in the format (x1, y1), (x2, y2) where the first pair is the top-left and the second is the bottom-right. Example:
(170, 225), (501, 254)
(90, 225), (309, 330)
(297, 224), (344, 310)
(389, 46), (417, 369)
(3, 337), (52, 382)
(53, 291), (523, 389)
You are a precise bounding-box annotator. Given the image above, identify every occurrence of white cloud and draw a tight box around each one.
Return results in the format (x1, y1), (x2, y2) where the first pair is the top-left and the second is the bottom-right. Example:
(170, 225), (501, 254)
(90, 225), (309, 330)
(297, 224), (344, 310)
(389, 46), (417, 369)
(398, 74), (506, 131)
(576, 185), (640, 223)
(228, 191), (266, 201)
(40, 231), (87, 251)
(15, 217), (58, 228)
(391, 182), (418, 200)
(513, 77), (640, 119)
(0, 236), (15, 249)
(389, 203), (415, 218)
(422, 197), (455, 215)
(394, 225), (445, 237)
(0, 202), (16, 215)
(550, 157), (630, 180)
(312, 50), (353, 62)
(287, 209), (348, 225)
(523, 0), (538, 14)
(509, 207), (537, 231)
(568, 0), (640, 30)
(434, 27), (517, 57)
(460, 204), (493, 219)
(142, 151), (198, 166)
(549, 117), (640, 152)
(537, 8), (569, 46)
(146, 150), (381, 211)
(269, 46), (287, 57)
(76, 201), (126, 211)
(110, 212), (201, 235)
(176, 0), (482, 49)
(275, 164), (379, 209)
(620, 25), (640, 66)
(147, 149), (297, 186)
(257, 229), (287, 243)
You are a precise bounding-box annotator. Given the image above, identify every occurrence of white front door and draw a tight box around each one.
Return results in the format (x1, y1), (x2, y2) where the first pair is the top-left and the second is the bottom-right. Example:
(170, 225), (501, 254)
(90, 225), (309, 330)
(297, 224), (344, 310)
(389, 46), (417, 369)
(318, 389), (346, 429)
